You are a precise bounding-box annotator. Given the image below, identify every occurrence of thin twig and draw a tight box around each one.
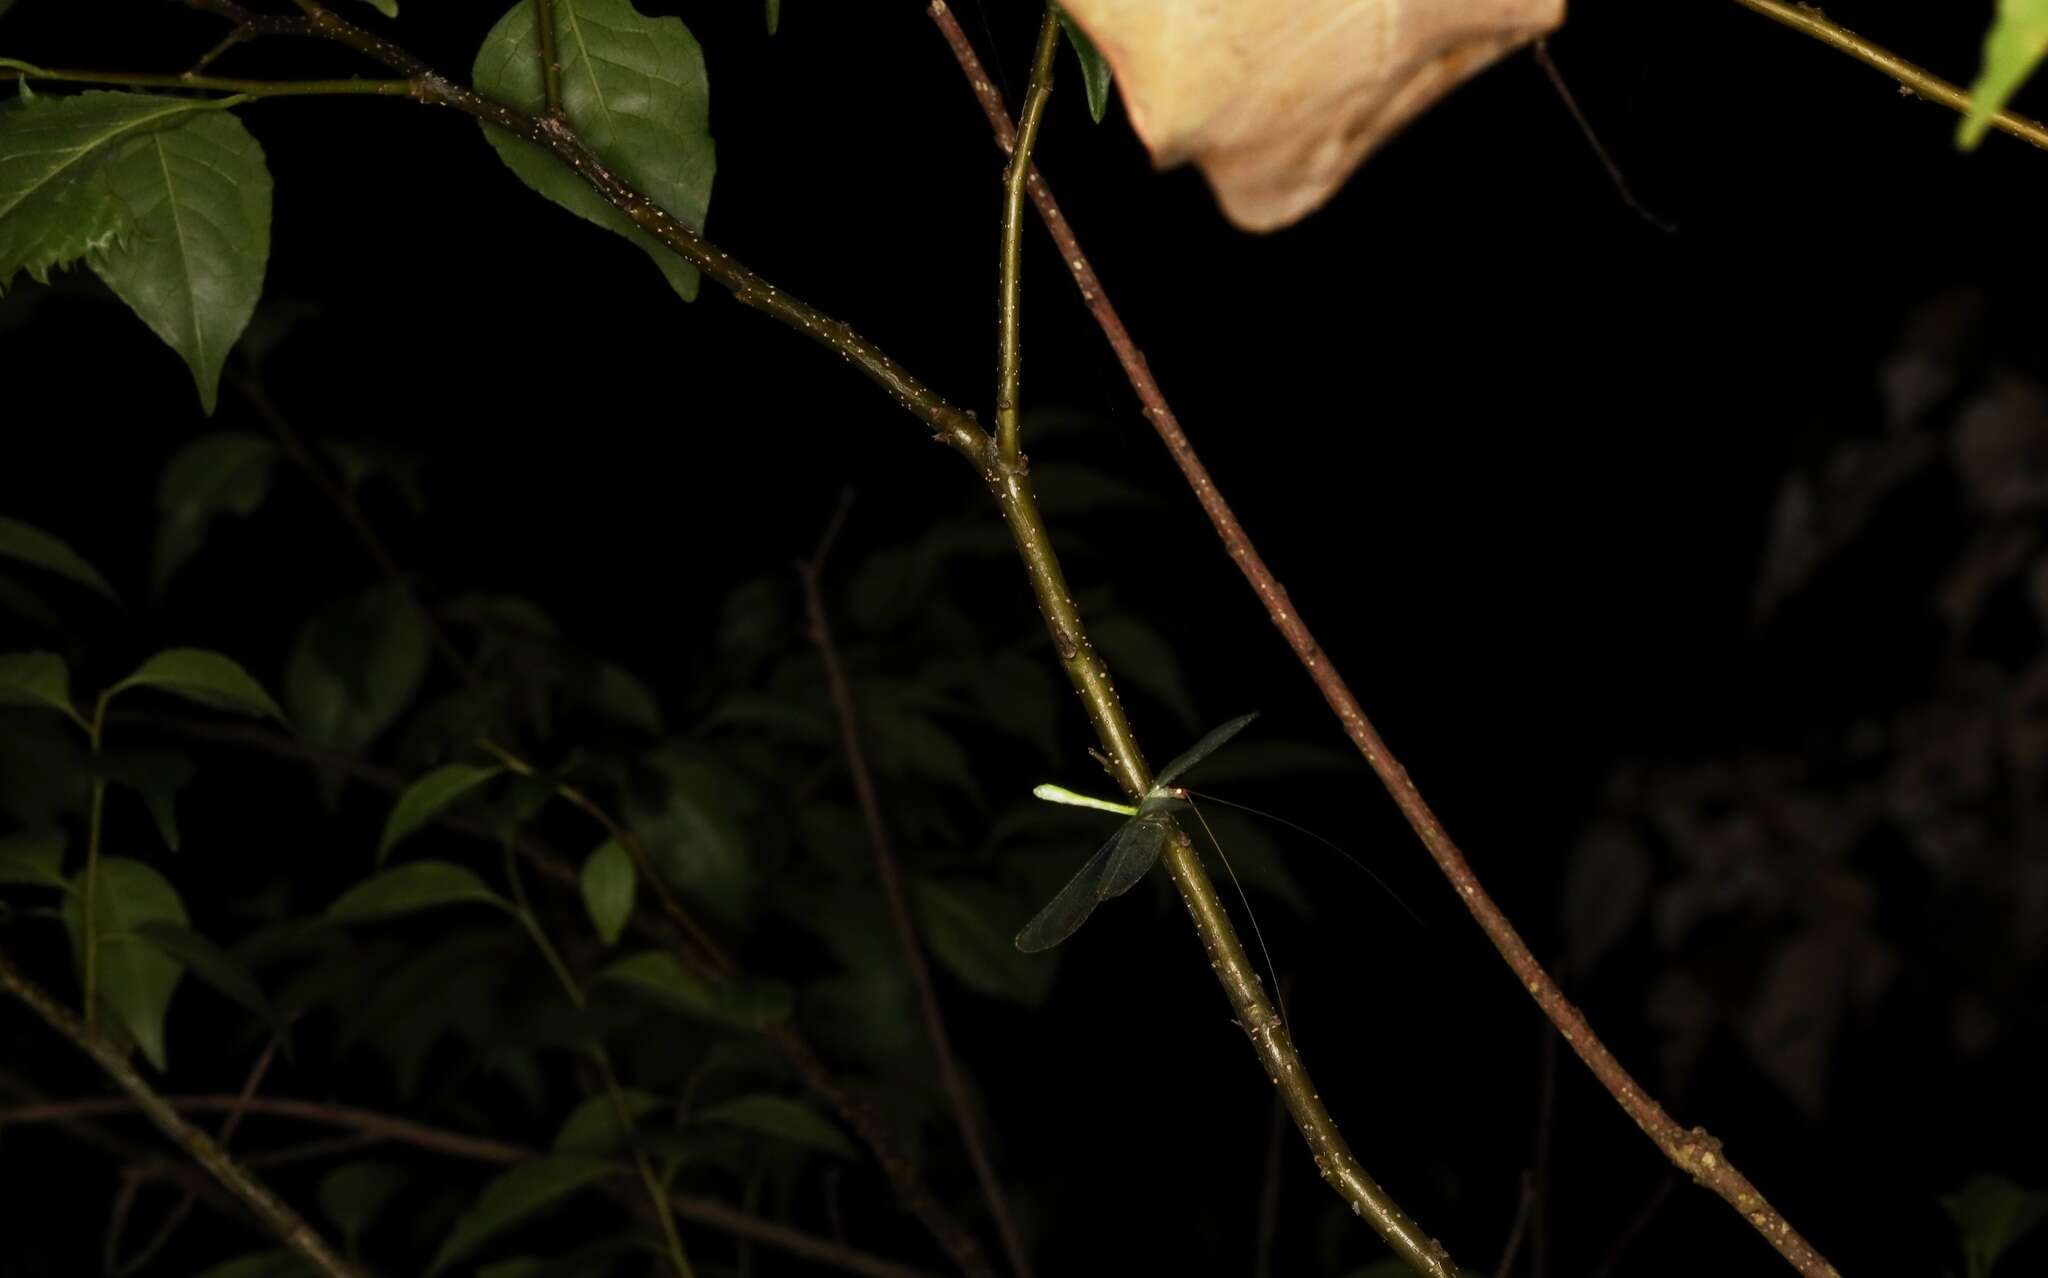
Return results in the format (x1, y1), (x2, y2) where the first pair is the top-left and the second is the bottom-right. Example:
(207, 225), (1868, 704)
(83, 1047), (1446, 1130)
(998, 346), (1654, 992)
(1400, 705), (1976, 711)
(0, 948), (360, 1278)
(1531, 1026), (1558, 1278)
(1731, 0), (2048, 151)
(925, 6), (1838, 1276)
(1495, 1171), (1536, 1278)
(2, 63), (416, 96)
(1589, 1173), (1678, 1278)
(112, 1039), (279, 1276)
(798, 494), (1033, 1278)
(481, 739), (735, 977)
(994, 10), (1059, 471)
(1529, 40), (1674, 233)
(0, 1093), (939, 1278)
(0, 1094), (534, 1163)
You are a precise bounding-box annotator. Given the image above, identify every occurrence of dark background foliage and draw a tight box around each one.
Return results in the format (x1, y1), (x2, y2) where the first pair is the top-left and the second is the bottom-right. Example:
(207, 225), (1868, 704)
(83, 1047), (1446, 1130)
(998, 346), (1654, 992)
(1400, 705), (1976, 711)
(2, 1), (2046, 1276)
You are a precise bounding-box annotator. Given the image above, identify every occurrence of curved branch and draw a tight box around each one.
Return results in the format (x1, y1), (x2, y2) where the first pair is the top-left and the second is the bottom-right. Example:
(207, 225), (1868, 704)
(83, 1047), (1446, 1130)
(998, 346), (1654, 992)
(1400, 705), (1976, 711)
(994, 12), (1059, 469)
(925, 4), (1840, 1276)
(0, 949), (360, 1278)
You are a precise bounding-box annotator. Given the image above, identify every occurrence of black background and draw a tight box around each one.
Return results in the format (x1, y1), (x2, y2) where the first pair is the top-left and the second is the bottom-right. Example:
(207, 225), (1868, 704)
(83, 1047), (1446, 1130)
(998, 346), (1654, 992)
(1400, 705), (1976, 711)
(4, 1), (2047, 1275)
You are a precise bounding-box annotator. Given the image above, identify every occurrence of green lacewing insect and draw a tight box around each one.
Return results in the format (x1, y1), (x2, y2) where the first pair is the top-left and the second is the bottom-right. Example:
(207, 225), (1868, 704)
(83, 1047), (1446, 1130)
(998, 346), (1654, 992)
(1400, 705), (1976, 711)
(1015, 712), (1257, 952)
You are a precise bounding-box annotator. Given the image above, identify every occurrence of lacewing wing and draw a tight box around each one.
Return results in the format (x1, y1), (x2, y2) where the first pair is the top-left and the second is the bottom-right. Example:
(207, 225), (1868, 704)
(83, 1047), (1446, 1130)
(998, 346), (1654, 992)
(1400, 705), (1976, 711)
(1153, 713), (1258, 788)
(1016, 834), (1117, 952)
(1015, 713), (1258, 951)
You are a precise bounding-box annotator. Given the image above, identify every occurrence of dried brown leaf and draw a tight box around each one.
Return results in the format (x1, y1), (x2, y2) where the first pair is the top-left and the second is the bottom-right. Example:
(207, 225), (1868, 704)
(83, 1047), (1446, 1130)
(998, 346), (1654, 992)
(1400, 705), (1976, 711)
(1058, 0), (1564, 230)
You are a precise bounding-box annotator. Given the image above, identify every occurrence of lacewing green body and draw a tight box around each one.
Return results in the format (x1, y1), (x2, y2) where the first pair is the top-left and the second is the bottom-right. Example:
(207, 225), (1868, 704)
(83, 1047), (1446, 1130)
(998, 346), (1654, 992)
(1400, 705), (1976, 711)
(1015, 713), (1257, 952)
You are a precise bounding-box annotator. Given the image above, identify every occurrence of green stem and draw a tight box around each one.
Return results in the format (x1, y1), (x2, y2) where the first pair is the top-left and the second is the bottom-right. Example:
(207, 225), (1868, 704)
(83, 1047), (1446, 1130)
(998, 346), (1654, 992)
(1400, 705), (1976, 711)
(0, 61), (416, 97)
(82, 693), (109, 1029)
(534, 0), (563, 116)
(0, 946), (361, 1278)
(597, 1050), (695, 1278)
(994, 10), (1060, 470)
(482, 738), (732, 977)
(514, 906), (588, 1014)
(507, 859), (695, 1278)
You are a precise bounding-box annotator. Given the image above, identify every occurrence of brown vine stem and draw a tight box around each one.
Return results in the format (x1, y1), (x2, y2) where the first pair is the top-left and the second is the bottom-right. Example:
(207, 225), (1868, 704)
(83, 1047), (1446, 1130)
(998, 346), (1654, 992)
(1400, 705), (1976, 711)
(0, 1095), (941, 1278)
(1730, 0), (2048, 151)
(798, 495), (1036, 1278)
(0, 947), (360, 1278)
(926, 4), (1838, 1275)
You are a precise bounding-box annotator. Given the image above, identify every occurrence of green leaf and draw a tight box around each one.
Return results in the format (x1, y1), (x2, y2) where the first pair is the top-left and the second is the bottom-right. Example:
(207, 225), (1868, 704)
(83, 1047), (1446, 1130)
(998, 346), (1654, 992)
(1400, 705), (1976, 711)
(133, 919), (286, 1039)
(88, 110), (272, 414)
(597, 950), (790, 1029)
(0, 828), (65, 888)
(552, 1088), (661, 1155)
(1944, 1174), (2048, 1278)
(318, 1161), (411, 1253)
(154, 432), (278, 596)
(0, 650), (80, 724)
(579, 839), (635, 946)
(585, 662), (663, 734)
(912, 877), (1054, 1005)
(765, 0), (779, 35)
(101, 749), (196, 851)
(472, 0), (715, 303)
(110, 648), (284, 721)
(625, 748), (754, 924)
(697, 1094), (853, 1158)
(379, 763), (504, 861)
(190, 1252), (316, 1278)
(1054, 5), (1113, 123)
(1963, 1), (2048, 149)
(327, 860), (508, 923)
(62, 856), (187, 1070)
(428, 1155), (618, 1274)
(0, 513), (117, 601)
(0, 91), (225, 292)
(348, 0), (399, 17)
(286, 584), (431, 760)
